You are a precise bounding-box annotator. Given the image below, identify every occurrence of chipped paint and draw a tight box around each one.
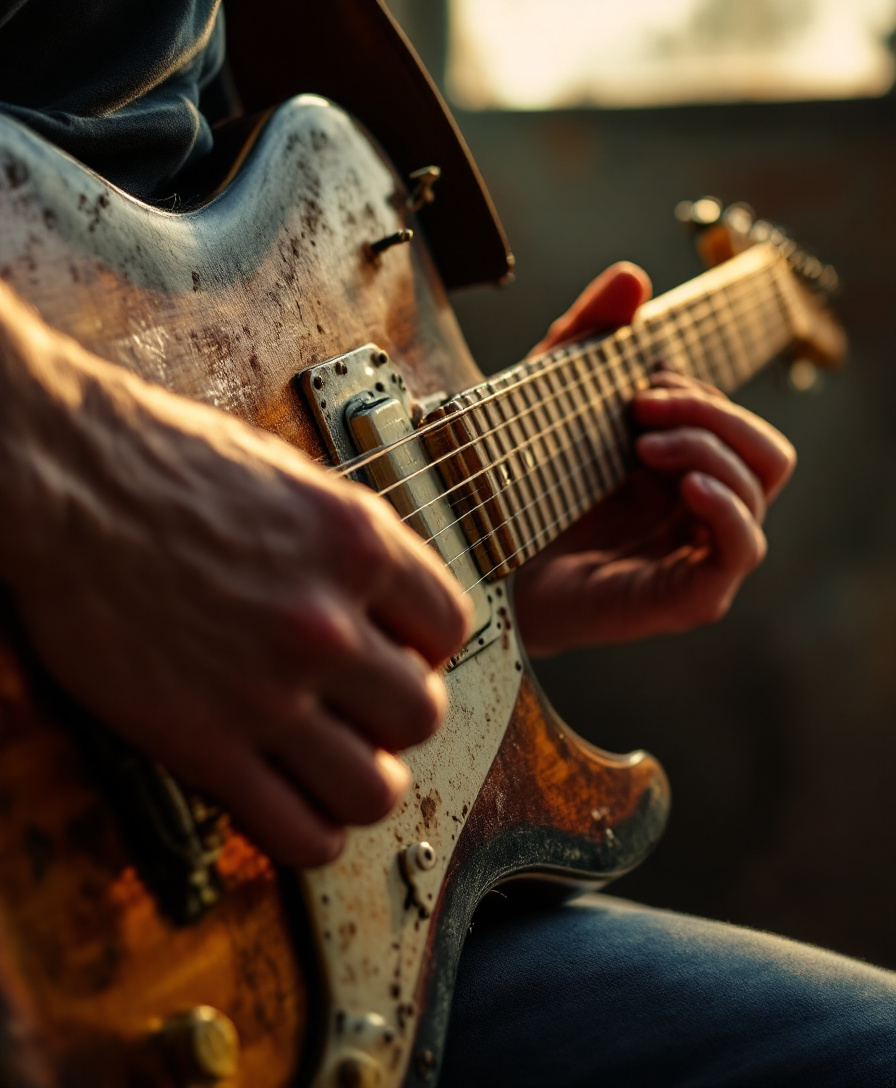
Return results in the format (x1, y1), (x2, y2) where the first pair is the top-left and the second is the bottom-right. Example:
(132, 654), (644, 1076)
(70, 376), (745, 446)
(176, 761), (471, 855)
(303, 610), (522, 1088)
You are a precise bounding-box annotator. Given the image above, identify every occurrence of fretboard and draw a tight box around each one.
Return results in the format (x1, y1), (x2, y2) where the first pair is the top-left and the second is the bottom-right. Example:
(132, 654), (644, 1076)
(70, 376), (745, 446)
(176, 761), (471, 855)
(424, 243), (801, 581)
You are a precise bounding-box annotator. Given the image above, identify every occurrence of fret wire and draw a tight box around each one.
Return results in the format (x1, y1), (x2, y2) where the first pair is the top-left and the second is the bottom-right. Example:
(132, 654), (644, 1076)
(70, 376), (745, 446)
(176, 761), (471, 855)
(673, 299), (709, 384)
(594, 336), (634, 456)
(731, 275), (756, 366)
(608, 330), (643, 450)
(765, 266), (796, 360)
(561, 361), (606, 512)
(469, 394), (506, 505)
(695, 290), (737, 390)
(462, 394), (514, 559)
(701, 288), (739, 389)
(648, 307), (688, 374)
(565, 347), (617, 494)
(540, 361), (594, 519)
(724, 279), (761, 380)
(585, 344), (628, 484)
(418, 375), (626, 555)
(527, 369), (568, 526)
(658, 307), (696, 375)
(457, 483), (594, 595)
(532, 364), (583, 532)
(686, 293), (730, 389)
(551, 349), (606, 502)
(729, 276), (763, 371)
(479, 385), (530, 554)
(441, 423), (599, 574)
(517, 367), (568, 531)
(416, 368), (618, 551)
(735, 274), (782, 376)
(626, 320), (659, 379)
(719, 283), (751, 383)
(502, 378), (551, 545)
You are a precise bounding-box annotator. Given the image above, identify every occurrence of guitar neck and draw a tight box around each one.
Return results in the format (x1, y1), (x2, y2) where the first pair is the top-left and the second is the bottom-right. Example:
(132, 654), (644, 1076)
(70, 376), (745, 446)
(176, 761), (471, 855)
(425, 243), (800, 580)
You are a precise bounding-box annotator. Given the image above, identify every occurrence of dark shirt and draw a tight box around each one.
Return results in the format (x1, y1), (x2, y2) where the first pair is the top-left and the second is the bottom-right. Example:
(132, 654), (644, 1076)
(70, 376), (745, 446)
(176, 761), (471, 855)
(0, 0), (225, 200)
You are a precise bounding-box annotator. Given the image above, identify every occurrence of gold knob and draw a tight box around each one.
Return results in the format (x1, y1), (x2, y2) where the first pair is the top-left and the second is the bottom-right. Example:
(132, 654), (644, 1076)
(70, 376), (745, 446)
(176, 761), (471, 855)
(335, 1053), (383, 1088)
(158, 1006), (240, 1085)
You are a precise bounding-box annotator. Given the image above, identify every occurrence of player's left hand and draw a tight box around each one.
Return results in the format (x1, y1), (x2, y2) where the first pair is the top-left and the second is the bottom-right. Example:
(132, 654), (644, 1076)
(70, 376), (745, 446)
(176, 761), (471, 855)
(513, 263), (796, 656)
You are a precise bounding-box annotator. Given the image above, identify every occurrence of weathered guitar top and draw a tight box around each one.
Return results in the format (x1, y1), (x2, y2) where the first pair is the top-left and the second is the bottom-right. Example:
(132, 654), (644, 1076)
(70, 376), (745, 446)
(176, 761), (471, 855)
(0, 96), (842, 1088)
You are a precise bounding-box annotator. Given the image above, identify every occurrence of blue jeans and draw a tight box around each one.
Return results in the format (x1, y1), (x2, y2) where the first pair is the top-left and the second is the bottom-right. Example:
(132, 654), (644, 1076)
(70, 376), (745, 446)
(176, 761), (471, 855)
(439, 893), (896, 1087)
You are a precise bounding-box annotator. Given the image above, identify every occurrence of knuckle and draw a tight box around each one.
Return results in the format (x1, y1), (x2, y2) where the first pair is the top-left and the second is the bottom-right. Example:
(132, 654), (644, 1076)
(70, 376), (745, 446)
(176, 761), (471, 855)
(351, 514), (393, 581)
(287, 596), (362, 661)
(700, 430), (727, 458)
(327, 490), (393, 583)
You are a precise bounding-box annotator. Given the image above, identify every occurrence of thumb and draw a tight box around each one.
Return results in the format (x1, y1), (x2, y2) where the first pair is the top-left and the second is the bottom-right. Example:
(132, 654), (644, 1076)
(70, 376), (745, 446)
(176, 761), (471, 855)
(531, 262), (652, 355)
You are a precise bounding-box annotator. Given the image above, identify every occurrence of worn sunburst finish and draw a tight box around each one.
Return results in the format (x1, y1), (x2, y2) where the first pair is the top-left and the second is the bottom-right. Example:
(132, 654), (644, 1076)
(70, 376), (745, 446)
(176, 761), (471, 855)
(0, 97), (669, 1087)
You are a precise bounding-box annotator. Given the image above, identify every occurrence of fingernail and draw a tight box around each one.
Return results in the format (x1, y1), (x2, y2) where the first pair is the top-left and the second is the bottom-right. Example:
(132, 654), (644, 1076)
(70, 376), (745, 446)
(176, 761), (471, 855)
(425, 670), (449, 723)
(375, 750), (412, 796)
(637, 432), (669, 453)
(691, 472), (725, 497)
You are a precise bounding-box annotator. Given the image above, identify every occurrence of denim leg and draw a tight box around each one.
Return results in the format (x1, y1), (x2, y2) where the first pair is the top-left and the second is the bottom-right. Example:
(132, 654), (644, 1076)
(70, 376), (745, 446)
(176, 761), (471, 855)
(438, 893), (896, 1088)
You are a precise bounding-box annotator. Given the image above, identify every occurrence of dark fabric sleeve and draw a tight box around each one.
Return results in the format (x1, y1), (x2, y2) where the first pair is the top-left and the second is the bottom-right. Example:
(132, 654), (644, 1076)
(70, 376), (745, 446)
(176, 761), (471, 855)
(0, 0), (227, 200)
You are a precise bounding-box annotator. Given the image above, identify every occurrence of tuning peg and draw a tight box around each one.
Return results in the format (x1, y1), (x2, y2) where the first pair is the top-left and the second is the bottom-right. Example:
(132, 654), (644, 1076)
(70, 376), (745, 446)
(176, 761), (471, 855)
(786, 359), (823, 394)
(819, 265), (841, 295)
(722, 202), (755, 238)
(408, 165), (441, 212)
(751, 219), (773, 243)
(675, 196), (723, 227)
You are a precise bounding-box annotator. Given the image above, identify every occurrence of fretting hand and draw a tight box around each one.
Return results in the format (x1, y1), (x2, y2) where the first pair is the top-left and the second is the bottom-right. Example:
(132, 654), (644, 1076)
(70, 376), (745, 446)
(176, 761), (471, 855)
(514, 264), (796, 656)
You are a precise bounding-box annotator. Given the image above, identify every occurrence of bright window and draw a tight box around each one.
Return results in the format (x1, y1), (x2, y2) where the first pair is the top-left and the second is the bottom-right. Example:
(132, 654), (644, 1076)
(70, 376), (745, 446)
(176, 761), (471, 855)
(447, 0), (896, 109)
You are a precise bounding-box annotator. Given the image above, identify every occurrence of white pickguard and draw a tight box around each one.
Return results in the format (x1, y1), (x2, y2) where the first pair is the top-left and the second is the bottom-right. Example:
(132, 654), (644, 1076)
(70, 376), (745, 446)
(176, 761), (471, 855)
(303, 602), (522, 1088)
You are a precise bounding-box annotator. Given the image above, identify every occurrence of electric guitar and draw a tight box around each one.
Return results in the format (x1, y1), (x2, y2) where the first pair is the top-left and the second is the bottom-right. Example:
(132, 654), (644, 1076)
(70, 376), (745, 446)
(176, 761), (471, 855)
(0, 97), (844, 1088)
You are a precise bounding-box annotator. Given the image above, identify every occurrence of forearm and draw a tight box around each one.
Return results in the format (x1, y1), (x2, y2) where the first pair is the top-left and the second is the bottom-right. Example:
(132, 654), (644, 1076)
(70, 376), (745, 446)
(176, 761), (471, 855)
(0, 282), (74, 582)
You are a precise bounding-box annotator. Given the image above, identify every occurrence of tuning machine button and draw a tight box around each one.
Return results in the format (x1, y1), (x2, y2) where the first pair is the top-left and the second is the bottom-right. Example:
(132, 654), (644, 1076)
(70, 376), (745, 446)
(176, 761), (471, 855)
(365, 229), (414, 261)
(408, 165), (441, 211)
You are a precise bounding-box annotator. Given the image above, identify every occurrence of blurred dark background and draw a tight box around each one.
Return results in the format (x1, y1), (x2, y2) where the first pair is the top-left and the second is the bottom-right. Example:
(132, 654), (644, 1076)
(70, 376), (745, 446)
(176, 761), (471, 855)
(388, 1), (896, 969)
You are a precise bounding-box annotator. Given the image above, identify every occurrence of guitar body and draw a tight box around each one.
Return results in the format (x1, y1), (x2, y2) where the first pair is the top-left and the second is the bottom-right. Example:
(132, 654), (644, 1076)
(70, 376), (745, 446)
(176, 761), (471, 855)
(0, 97), (669, 1087)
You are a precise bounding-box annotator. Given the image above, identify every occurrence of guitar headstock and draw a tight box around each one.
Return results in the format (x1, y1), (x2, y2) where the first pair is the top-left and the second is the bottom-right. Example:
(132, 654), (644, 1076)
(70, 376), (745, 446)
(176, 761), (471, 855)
(676, 196), (848, 374)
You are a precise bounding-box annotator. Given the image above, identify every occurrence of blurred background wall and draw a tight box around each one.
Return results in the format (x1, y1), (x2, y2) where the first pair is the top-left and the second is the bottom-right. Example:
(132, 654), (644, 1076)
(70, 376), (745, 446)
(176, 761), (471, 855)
(388, 0), (896, 968)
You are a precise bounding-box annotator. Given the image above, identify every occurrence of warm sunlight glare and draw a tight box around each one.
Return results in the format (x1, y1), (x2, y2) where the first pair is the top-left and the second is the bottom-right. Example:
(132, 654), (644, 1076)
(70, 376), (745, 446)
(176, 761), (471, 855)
(447, 0), (896, 108)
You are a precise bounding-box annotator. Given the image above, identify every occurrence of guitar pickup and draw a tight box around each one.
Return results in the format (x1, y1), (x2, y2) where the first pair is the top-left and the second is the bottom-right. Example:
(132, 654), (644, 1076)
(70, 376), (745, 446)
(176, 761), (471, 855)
(298, 344), (500, 664)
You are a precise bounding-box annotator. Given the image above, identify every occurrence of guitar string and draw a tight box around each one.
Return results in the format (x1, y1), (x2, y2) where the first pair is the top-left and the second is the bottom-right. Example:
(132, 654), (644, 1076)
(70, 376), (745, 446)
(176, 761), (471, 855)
(329, 255), (784, 485)
(391, 283), (790, 553)
(437, 425), (617, 574)
(365, 275), (788, 525)
(427, 283), (777, 575)
(409, 282), (788, 550)
(453, 291), (794, 594)
(329, 263), (782, 491)
(450, 289), (762, 593)
(417, 280), (787, 570)
(373, 287), (788, 591)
